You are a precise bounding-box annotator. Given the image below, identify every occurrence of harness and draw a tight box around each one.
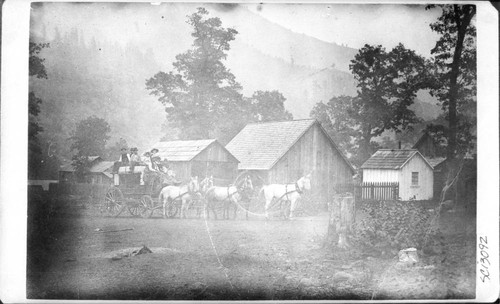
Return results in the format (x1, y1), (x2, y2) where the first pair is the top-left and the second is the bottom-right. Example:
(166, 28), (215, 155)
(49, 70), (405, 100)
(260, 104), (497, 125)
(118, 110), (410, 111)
(225, 186), (239, 202)
(278, 182), (303, 202)
(171, 185), (200, 202)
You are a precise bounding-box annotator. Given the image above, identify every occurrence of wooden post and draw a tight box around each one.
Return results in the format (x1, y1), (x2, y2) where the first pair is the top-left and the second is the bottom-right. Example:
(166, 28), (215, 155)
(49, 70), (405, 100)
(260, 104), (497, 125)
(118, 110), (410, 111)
(327, 194), (355, 248)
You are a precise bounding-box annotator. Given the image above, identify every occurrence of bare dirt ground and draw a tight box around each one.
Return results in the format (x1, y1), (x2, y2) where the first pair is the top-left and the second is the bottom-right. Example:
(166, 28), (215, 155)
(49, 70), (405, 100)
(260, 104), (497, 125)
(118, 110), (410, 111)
(27, 201), (476, 300)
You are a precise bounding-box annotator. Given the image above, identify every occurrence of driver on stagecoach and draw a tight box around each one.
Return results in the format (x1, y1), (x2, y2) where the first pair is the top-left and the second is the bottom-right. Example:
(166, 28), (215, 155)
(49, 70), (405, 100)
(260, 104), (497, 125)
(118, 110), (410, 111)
(119, 147), (130, 164)
(113, 147), (131, 173)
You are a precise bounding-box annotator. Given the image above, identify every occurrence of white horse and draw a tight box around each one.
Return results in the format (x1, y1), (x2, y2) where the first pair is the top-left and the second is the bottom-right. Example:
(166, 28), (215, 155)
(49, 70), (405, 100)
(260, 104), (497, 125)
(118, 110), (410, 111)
(205, 175), (253, 220)
(260, 174), (311, 219)
(159, 176), (200, 218)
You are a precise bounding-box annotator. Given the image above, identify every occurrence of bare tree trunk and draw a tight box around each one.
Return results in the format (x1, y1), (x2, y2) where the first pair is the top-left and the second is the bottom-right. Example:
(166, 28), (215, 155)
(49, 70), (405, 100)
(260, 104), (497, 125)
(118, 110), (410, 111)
(446, 5), (476, 159)
(326, 195), (355, 248)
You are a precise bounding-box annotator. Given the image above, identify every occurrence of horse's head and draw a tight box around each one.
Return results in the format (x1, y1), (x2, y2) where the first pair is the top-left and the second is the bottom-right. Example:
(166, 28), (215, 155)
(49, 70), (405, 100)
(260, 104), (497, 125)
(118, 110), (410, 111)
(299, 173), (312, 191)
(243, 175), (254, 192)
(188, 176), (200, 194)
(200, 176), (214, 193)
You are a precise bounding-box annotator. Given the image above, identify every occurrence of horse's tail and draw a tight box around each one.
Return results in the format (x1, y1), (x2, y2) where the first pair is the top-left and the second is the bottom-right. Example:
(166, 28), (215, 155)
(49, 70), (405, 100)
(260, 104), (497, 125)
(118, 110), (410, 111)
(158, 188), (165, 205)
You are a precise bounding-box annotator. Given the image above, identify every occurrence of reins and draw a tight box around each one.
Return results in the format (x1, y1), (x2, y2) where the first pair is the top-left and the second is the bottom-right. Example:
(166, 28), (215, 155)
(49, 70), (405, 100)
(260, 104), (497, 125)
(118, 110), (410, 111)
(277, 182), (303, 202)
(170, 182), (199, 201)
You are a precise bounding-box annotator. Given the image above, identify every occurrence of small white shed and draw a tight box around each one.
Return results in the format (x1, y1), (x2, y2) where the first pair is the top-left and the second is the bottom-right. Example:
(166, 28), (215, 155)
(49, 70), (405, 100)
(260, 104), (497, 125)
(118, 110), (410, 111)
(361, 149), (434, 200)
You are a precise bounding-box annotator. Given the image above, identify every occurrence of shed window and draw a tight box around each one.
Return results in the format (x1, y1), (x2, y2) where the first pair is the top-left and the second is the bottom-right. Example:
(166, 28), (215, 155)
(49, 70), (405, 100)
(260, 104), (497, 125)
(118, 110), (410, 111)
(411, 172), (419, 186)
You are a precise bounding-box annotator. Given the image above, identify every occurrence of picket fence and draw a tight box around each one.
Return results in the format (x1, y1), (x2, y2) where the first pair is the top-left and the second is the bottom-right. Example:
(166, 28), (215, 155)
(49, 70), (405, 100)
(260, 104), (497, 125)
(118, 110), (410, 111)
(335, 182), (399, 201)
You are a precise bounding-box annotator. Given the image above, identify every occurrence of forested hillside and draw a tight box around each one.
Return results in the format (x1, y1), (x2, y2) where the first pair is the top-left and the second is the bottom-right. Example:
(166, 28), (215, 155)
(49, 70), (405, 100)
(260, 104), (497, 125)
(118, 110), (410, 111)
(29, 3), (442, 178)
(30, 29), (165, 162)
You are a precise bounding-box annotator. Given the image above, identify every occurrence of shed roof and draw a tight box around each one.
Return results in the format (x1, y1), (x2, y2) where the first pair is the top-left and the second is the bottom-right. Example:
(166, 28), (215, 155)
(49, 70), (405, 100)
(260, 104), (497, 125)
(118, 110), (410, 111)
(361, 149), (433, 170)
(425, 157), (447, 168)
(59, 160), (114, 177)
(226, 119), (354, 171)
(152, 139), (236, 162)
(89, 161), (114, 173)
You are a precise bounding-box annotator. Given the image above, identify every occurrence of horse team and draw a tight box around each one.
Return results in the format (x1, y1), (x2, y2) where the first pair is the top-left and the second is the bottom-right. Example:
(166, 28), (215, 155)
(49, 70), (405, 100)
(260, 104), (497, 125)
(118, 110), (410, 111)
(158, 173), (312, 220)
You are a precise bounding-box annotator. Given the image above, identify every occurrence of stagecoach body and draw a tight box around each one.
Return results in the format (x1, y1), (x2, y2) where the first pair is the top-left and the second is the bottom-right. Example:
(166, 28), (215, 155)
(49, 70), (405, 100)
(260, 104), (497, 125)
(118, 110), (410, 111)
(102, 166), (173, 218)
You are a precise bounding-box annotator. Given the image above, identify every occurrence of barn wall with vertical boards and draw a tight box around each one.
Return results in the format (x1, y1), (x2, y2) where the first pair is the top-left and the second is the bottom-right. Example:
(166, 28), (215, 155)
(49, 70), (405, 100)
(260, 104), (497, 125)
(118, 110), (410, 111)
(269, 123), (353, 202)
(194, 142), (234, 162)
(191, 142), (239, 183)
(169, 161), (191, 183)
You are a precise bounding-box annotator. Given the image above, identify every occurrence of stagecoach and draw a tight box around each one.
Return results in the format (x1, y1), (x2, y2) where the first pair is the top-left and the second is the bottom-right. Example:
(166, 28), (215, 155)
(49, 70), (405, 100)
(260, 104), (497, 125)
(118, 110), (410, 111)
(101, 166), (182, 218)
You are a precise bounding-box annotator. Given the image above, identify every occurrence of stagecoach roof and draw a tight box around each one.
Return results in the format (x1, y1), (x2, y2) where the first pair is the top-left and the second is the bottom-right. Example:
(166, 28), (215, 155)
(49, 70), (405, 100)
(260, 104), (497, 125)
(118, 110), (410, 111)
(361, 149), (433, 170)
(151, 139), (233, 162)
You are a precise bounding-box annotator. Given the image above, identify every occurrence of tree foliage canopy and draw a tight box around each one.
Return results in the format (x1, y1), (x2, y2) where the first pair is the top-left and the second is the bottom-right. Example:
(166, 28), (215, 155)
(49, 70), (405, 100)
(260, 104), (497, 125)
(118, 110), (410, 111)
(28, 42), (50, 179)
(70, 115), (111, 157)
(312, 43), (430, 165)
(146, 8), (292, 143)
(146, 7), (242, 140)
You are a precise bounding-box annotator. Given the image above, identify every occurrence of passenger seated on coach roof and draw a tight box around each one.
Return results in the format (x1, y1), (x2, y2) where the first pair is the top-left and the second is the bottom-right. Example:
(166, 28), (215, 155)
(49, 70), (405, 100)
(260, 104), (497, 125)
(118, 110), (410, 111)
(119, 147), (130, 165)
(129, 147), (141, 172)
(142, 152), (154, 171)
(113, 147), (131, 173)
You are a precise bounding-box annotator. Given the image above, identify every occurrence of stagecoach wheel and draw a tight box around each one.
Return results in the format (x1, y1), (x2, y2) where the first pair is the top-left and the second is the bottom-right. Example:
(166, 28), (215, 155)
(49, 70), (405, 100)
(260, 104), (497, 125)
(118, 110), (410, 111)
(282, 200), (291, 220)
(139, 195), (154, 218)
(104, 187), (124, 217)
(150, 175), (163, 196)
(164, 200), (178, 218)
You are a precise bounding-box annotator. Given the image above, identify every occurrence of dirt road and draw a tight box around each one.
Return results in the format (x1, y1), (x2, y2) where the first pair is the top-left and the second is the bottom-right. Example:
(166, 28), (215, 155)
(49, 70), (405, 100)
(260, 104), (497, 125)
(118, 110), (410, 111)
(27, 205), (475, 300)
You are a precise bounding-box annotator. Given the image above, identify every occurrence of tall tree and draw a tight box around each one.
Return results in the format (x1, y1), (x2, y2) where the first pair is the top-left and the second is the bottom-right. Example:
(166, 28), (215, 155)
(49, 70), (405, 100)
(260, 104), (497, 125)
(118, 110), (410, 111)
(426, 4), (476, 158)
(214, 90), (293, 144)
(70, 116), (111, 157)
(146, 7), (242, 140)
(311, 96), (359, 161)
(69, 116), (111, 181)
(312, 44), (430, 165)
(247, 90), (293, 122)
(315, 43), (430, 164)
(28, 42), (49, 179)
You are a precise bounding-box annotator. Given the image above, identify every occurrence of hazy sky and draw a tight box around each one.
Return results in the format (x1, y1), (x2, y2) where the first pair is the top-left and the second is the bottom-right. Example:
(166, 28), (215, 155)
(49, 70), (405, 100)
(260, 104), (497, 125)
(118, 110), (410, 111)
(247, 3), (442, 56)
(31, 2), (444, 58)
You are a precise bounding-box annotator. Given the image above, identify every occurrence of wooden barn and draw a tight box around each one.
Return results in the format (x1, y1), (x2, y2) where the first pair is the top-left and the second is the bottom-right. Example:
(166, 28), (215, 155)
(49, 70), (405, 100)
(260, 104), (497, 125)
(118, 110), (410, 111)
(361, 149), (434, 200)
(225, 119), (355, 202)
(151, 139), (239, 185)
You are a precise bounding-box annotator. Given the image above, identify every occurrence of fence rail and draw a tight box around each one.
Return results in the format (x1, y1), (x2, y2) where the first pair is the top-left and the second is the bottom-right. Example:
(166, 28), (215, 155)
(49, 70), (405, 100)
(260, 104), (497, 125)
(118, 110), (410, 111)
(335, 182), (399, 201)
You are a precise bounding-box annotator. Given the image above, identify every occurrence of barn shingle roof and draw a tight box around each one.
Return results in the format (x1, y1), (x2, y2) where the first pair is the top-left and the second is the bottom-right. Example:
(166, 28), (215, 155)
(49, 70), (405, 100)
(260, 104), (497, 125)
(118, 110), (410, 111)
(226, 120), (315, 170)
(152, 139), (232, 162)
(361, 149), (433, 170)
(226, 119), (353, 171)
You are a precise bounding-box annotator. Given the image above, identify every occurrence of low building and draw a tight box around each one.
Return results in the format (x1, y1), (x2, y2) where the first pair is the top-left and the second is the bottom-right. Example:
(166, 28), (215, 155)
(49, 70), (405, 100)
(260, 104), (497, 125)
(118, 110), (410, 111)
(59, 156), (114, 184)
(361, 149), (434, 200)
